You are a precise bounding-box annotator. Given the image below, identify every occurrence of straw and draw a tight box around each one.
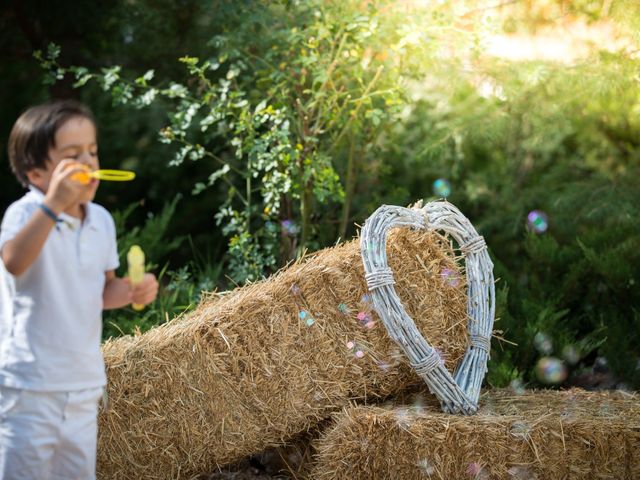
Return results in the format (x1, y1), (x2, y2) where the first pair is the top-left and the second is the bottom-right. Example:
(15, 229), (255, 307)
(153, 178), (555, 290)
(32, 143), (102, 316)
(97, 228), (470, 479)
(311, 388), (640, 480)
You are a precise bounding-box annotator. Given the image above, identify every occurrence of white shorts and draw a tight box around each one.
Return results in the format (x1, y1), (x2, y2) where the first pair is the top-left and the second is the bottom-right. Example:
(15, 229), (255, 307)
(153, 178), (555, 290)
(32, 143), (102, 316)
(0, 385), (103, 480)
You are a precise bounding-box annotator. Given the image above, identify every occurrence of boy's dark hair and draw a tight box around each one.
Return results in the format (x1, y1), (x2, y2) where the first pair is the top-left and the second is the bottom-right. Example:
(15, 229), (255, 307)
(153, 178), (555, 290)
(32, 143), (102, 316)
(8, 99), (96, 187)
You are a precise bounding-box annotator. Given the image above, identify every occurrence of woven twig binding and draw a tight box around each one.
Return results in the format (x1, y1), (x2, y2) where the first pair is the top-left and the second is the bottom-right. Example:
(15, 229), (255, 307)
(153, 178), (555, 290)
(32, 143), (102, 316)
(360, 201), (495, 414)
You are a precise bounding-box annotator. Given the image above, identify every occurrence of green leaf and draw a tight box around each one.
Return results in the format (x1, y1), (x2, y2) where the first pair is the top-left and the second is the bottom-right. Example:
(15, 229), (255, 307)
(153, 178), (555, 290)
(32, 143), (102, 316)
(100, 66), (121, 91)
(135, 69), (155, 86)
(74, 75), (93, 88)
(208, 164), (231, 185)
(47, 43), (61, 60)
(254, 99), (267, 114)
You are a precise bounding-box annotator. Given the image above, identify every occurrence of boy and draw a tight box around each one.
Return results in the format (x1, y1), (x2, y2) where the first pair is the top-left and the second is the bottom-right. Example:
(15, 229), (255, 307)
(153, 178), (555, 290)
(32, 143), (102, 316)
(0, 99), (158, 479)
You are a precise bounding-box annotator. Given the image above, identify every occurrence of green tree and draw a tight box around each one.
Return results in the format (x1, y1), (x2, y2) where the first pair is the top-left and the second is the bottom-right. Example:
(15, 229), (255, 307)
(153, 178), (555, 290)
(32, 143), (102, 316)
(5, 0), (640, 388)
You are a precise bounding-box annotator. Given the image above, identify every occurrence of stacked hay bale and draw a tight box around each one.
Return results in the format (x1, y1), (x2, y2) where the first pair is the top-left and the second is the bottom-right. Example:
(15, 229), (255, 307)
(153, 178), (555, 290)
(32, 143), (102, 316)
(98, 229), (471, 479)
(311, 389), (640, 479)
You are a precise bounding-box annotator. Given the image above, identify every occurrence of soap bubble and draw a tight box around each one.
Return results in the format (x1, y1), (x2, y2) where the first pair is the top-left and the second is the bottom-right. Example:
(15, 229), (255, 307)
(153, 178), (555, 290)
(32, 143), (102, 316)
(467, 462), (482, 476)
(287, 452), (302, 466)
(432, 178), (452, 198)
(509, 378), (525, 395)
(599, 401), (615, 417)
(440, 267), (460, 287)
(533, 332), (553, 355)
(411, 393), (426, 415)
(363, 240), (377, 251)
(510, 421), (531, 440)
(467, 462), (489, 479)
(617, 382), (631, 392)
(527, 210), (548, 234)
(416, 457), (434, 475)
(594, 356), (609, 373)
(507, 466), (537, 479)
(561, 345), (580, 365)
(376, 360), (392, 372)
(281, 219), (300, 236)
(535, 357), (567, 384)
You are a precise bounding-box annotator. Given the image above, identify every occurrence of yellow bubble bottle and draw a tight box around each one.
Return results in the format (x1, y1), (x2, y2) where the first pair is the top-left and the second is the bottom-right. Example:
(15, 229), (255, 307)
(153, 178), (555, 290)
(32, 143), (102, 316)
(127, 245), (145, 311)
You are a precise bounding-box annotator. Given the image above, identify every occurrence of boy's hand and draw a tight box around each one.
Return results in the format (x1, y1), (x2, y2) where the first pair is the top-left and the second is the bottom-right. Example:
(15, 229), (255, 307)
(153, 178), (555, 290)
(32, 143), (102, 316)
(127, 273), (159, 307)
(43, 160), (92, 213)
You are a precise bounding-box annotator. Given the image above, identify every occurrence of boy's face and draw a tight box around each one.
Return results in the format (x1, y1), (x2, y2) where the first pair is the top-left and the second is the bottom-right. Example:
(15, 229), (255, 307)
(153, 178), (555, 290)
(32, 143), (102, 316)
(28, 116), (100, 204)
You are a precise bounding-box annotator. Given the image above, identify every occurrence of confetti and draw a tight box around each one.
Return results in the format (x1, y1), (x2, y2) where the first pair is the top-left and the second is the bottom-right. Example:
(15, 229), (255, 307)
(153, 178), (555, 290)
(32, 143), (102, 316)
(299, 311), (307, 319)
(338, 303), (348, 313)
(357, 311), (367, 321)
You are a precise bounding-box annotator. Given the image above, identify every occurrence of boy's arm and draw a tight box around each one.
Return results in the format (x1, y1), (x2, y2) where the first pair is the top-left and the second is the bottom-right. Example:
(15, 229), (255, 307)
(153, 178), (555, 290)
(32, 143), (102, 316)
(2, 208), (59, 276)
(102, 271), (131, 310)
(1, 160), (89, 276)
(103, 270), (159, 310)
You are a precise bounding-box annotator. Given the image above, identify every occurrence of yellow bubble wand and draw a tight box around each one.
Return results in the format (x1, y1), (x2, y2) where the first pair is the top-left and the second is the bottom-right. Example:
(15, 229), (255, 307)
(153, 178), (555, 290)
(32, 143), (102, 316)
(72, 168), (136, 184)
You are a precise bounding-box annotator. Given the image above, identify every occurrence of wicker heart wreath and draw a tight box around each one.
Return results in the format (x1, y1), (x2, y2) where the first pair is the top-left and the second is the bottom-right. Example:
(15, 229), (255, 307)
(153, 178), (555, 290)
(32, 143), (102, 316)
(361, 200), (494, 414)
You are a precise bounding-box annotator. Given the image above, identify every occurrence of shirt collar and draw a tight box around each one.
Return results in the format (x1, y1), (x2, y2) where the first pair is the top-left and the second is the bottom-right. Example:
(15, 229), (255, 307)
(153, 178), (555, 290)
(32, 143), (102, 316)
(28, 185), (98, 230)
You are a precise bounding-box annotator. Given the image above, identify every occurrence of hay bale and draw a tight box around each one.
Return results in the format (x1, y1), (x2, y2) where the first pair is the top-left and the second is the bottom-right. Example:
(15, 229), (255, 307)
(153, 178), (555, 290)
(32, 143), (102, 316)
(311, 389), (640, 479)
(98, 229), (470, 479)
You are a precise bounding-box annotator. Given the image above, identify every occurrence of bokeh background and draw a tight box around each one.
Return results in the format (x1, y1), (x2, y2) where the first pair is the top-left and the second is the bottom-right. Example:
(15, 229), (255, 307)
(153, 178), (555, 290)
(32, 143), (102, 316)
(1, 0), (638, 391)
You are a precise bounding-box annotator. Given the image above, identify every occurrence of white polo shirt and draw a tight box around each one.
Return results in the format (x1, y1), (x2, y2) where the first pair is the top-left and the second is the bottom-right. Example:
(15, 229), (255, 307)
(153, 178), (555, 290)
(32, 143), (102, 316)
(0, 186), (119, 391)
